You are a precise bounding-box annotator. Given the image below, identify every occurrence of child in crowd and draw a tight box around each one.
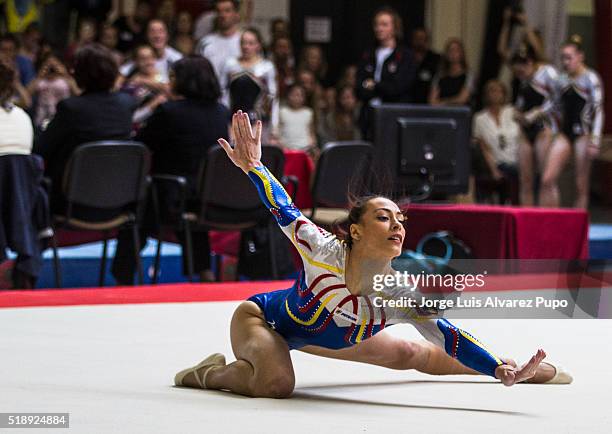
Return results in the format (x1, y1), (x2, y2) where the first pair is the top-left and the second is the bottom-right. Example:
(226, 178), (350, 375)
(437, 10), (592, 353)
(278, 83), (316, 157)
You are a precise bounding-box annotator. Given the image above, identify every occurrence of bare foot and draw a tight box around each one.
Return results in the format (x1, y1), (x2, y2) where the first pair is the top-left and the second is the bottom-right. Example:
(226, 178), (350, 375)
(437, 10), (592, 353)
(495, 349), (546, 386)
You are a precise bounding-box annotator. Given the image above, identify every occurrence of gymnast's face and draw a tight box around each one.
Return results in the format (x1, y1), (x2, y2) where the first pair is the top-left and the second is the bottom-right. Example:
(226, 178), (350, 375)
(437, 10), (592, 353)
(350, 197), (406, 259)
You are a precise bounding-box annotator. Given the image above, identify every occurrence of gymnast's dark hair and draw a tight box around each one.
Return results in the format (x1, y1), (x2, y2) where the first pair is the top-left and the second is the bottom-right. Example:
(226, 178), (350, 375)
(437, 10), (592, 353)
(172, 55), (221, 103)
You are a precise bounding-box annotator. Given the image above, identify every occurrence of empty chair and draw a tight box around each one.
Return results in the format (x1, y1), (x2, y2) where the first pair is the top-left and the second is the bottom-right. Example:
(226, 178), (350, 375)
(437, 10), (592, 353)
(50, 141), (150, 287)
(303, 141), (373, 226)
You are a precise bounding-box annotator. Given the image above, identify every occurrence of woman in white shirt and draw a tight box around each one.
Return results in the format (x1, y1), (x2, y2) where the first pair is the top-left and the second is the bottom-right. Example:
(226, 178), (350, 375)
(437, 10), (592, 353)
(472, 80), (521, 204)
(0, 59), (33, 156)
(219, 27), (278, 141)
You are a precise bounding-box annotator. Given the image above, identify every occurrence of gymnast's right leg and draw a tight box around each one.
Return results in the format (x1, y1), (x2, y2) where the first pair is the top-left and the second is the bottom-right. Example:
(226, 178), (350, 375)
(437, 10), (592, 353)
(176, 301), (295, 398)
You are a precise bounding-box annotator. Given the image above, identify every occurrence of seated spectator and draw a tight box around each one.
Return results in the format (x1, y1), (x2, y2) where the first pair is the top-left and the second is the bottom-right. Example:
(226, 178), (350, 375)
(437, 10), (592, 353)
(278, 83), (316, 155)
(0, 33), (36, 86)
(410, 27), (440, 104)
(119, 45), (170, 128)
(318, 85), (361, 144)
(0, 59), (33, 156)
(269, 35), (295, 100)
(34, 43), (136, 219)
(26, 54), (80, 130)
(64, 18), (97, 68)
(120, 19), (182, 83)
(298, 44), (329, 87)
(429, 38), (473, 106)
(472, 80), (520, 205)
(112, 56), (230, 285)
(172, 11), (195, 55)
(98, 23), (124, 66)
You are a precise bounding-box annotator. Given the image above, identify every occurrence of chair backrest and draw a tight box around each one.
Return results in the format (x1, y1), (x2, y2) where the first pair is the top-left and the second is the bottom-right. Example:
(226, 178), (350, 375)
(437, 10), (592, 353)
(311, 141), (373, 208)
(63, 141), (150, 210)
(198, 145), (285, 212)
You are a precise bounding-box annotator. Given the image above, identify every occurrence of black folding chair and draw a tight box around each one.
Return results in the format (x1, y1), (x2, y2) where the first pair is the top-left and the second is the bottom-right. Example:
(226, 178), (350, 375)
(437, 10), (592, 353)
(303, 141), (373, 226)
(50, 141), (150, 287)
(151, 145), (287, 282)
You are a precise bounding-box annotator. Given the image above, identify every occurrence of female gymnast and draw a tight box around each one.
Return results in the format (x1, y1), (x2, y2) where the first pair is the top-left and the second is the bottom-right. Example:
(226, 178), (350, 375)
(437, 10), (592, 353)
(553, 35), (604, 209)
(511, 48), (559, 206)
(174, 111), (571, 398)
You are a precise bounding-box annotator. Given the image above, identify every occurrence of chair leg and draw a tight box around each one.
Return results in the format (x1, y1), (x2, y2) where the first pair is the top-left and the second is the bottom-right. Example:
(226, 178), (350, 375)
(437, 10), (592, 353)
(215, 254), (222, 282)
(99, 233), (108, 287)
(267, 221), (279, 279)
(153, 237), (162, 284)
(132, 223), (144, 285)
(51, 233), (61, 288)
(183, 220), (194, 283)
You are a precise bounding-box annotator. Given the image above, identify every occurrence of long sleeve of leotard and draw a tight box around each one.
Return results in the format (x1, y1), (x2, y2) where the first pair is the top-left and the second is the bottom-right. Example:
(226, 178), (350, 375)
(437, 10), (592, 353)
(247, 164), (343, 273)
(588, 71), (604, 146)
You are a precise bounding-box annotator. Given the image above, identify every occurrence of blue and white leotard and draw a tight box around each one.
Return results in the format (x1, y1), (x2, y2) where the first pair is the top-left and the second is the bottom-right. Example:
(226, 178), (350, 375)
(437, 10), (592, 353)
(246, 164), (504, 378)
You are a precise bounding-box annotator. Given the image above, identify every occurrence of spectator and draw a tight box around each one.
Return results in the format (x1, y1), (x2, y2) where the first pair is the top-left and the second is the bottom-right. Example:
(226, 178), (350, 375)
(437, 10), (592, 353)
(120, 19), (183, 83)
(428, 38), (473, 106)
(0, 34), (36, 86)
(318, 85), (361, 144)
(0, 59), (33, 156)
(269, 35), (294, 100)
(298, 45), (329, 87)
(472, 80), (520, 205)
(269, 17), (290, 42)
(356, 6), (416, 136)
(20, 23), (42, 64)
(26, 54), (80, 130)
(410, 27), (440, 104)
(118, 45), (170, 128)
(337, 64), (357, 89)
(196, 0), (242, 78)
(219, 28), (278, 141)
(113, 0), (152, 54)
(510, 47), (558, 206)
(112, 56), (230, 285)
(172, 11), (196, 56)
(98, 23), (124, 66)
(278, 83), (316, 155)
(35, 43), (136, 219)
(156, 0), (176, 31)
(296, 68), (322, 113)
(64, 18), (97, 68)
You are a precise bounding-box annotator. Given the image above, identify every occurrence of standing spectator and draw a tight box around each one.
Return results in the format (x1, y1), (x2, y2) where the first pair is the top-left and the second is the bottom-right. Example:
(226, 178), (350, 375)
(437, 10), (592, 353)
(113, 0), (152, 54)
(298, 45), (328, 87)
(553, 36), (604, 209)
(429, 38), (473, 106)
(156, 0), (176, 31)
(356, 6), (416, 136)
(219, 28), (278, 141)
(119, 45), (170, 127)
(26, 54), (80, 130)
(269, 17), (290, 43)
(120, 19), (182, 83)
(19, 23), (42, 64)
(269, 35), (294, 100)
(112, 56), (230, 284)
(196, 0), (242, 78)
(318, 85), (361, 144)
(172, 11), (195, 56)
(35, 44), (136, 219)
(98, 23), (124, 65)
(472, 80), (521, 205)
(64, 18), (97, 68)
(0, 59), (33, 156)
(0, 34), (36, 86)
(278, 83), (316, 154)
(410, 27), (440, 104)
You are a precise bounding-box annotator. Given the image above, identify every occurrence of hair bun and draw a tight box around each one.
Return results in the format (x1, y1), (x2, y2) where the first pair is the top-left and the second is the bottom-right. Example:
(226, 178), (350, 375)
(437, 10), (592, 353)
(570, 34), (582, 45)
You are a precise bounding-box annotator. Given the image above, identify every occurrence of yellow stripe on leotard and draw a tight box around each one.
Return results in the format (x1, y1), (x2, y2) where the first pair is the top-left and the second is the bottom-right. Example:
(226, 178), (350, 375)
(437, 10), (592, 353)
(285, 293), (338, 326)
(459, 330), (503, 365)
(291, 230), (344, 274)
(249, 167), (291, 209)
(355, 315), (367, 344)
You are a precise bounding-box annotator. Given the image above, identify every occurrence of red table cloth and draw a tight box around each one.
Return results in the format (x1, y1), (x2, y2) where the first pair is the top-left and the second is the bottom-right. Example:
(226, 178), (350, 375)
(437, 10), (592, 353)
(403, 204), (589, 259)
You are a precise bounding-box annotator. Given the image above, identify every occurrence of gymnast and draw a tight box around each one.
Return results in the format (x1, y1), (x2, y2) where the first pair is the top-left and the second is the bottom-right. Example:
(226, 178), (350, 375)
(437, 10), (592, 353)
(174, 111), (572, 398)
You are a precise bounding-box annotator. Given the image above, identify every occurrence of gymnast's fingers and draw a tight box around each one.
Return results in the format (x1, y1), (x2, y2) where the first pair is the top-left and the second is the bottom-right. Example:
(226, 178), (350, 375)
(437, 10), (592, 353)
(217, 138), (233, 157)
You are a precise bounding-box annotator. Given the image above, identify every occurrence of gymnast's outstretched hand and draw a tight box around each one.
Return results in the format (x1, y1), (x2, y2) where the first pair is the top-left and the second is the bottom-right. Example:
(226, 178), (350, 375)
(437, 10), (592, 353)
(496, 349), (546, 386)
(218, 110), (263, 173)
